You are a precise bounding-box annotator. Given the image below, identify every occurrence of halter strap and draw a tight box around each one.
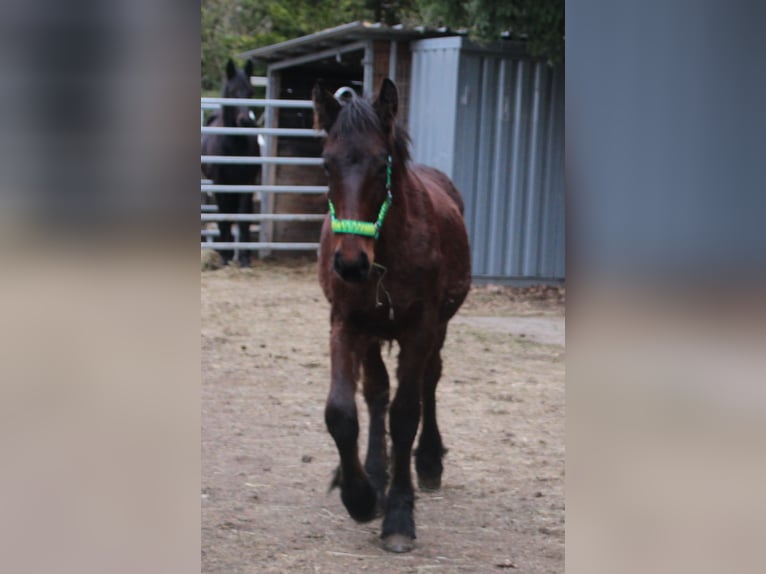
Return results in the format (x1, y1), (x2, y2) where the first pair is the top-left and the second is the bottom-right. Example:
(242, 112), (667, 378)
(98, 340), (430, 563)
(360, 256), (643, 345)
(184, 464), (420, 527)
(328, 155), (393, 240)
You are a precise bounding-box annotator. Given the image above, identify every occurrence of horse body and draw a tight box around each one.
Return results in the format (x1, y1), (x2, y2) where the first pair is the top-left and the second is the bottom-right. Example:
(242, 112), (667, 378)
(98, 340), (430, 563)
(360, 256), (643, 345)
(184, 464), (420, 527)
(201, 59), (260, 267)
(314, 79), (470, 553)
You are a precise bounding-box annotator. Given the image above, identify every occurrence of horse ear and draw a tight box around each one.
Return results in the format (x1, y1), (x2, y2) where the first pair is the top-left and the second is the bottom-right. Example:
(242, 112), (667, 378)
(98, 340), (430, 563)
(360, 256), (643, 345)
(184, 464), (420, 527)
(244, 59), (254, 79)
(226, 59), (236, 80)
(312, 79), (341, 132)
(374, 78), (398, 135)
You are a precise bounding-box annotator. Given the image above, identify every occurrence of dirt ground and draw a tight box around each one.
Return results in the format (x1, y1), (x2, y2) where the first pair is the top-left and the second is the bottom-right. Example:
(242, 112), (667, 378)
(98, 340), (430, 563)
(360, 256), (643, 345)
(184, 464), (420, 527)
(202, 259), (565, 573)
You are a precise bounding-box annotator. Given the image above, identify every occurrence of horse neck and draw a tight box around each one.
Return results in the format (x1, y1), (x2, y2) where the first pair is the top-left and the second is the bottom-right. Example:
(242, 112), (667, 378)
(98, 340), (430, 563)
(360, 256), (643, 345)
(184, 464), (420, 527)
(222, 104), (239, 128)
(375, 162), (412, 263)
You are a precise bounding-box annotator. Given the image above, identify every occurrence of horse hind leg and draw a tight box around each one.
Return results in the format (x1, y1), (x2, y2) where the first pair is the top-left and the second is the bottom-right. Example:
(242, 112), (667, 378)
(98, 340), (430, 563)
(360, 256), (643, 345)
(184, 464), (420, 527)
(415, 324), (448, 491)
(361, 341), (390, 514)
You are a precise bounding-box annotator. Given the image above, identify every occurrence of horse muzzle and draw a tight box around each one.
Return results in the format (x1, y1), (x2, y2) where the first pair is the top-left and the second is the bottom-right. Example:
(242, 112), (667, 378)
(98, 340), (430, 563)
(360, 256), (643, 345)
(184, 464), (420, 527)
(236, 113), (255, 128)
(333, 249), (371, 283)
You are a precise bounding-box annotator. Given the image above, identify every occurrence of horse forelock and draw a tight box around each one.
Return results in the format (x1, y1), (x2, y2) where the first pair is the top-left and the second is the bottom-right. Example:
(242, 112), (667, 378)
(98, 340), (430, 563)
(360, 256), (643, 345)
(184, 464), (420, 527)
(223, 68), (250, 95)
(330, 98), (411, 164)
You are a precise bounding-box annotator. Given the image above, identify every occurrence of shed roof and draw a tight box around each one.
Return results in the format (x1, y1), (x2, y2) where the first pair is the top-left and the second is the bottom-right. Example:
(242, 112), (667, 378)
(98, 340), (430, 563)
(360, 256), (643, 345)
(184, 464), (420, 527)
(238, 21), (463, 64)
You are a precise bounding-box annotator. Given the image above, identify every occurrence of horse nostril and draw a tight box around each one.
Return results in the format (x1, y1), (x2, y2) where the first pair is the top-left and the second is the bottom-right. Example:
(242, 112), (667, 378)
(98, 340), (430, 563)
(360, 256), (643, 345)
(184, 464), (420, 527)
(358, 252), (370, 275)
(333, 251), (344, 274)
(333, 250), (371, 282)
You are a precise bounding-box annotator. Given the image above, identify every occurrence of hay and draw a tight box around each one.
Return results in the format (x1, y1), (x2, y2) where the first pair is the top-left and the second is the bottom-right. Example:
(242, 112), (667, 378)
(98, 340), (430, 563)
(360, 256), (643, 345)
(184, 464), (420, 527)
(201, 249), (224, 271)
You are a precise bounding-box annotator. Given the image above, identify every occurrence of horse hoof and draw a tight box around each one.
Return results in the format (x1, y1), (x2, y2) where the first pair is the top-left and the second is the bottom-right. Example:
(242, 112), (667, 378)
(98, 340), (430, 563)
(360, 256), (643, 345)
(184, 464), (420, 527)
(341, 479), (378, 523)
(417, 475), (442, 491)
(348, 504), (377, 524)
(382, 533), (415, 553)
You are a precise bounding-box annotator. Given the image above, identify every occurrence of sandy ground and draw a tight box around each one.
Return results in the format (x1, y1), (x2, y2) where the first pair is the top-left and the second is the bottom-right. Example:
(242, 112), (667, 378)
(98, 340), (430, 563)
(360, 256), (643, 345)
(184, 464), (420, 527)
(202, 260), (565, 573)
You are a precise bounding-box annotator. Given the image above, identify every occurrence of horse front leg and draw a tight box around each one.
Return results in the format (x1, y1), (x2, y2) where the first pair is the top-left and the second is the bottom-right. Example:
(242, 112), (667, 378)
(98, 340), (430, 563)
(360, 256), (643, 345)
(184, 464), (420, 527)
(362, 340), (390, 514)
(236, 193), (253, 267)
(325, 322), (378, 523)
(216, 221), (234, 264)
(381, 328), (433, 553)
(214, 193), (234, 264)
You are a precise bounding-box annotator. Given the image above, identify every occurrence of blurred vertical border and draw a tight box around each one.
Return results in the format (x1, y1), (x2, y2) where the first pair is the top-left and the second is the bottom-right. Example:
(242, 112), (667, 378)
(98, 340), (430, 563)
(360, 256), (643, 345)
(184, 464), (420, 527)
(0, 1), (201, 573)
(567, 1), (766, 573)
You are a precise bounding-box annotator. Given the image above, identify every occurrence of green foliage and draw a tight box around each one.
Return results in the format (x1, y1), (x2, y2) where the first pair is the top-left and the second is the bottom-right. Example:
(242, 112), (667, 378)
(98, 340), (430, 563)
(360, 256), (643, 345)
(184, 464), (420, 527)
(202, 0), (372, 91)
(417, 0), (564, 63)
(201, 0), (564, 91)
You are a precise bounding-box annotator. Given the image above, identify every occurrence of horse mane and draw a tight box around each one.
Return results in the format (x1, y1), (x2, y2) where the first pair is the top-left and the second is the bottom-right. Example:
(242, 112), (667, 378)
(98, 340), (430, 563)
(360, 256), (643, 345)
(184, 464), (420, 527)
(334, 97), (411, 164)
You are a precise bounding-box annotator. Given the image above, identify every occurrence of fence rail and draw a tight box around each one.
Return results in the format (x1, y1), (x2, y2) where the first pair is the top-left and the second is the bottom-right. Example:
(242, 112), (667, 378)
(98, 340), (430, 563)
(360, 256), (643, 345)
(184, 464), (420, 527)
(201, 184), (327, 194)
(201, 155), (323, 166)
(201, 97), (313, 109)
(202, 213), (325, 222)
(201, 126), (323, 137)
(201, 242), (319, 251)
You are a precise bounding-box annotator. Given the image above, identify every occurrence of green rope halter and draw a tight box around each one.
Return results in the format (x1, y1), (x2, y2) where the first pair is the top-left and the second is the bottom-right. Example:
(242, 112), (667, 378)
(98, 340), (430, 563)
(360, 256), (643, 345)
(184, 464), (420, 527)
(328, 155), (392, 240)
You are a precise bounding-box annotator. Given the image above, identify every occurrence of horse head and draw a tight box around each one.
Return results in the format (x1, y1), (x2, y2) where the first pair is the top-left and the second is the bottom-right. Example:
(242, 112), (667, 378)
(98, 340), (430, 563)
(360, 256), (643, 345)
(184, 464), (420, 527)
(313, 79), (401, 283)
(223, 59), (255, 128)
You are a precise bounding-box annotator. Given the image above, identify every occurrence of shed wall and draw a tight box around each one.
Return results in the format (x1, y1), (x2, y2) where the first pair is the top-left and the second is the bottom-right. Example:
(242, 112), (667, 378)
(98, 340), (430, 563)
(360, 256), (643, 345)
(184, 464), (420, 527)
(408, 40), (460, 176)
(409, 37), (565, 282)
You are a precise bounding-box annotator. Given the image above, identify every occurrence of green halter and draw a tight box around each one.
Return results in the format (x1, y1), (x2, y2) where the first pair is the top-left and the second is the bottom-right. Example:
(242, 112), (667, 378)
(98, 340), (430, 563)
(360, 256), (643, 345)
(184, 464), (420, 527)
(327, 155), (392, 240)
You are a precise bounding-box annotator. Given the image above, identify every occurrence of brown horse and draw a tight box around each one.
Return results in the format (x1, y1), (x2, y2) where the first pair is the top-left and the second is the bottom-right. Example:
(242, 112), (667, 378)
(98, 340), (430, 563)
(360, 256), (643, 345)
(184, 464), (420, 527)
(313, 78), (471, 553)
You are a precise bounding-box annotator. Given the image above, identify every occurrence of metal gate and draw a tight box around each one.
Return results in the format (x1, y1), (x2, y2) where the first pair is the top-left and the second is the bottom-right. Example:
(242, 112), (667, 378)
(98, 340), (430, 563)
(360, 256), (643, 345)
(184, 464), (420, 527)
(200, 90), (326, 256)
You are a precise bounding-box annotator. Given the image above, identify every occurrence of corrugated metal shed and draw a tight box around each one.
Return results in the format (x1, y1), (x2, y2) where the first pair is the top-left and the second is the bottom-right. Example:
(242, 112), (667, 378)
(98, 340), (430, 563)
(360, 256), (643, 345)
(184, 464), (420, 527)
(409, 37), (565, 283)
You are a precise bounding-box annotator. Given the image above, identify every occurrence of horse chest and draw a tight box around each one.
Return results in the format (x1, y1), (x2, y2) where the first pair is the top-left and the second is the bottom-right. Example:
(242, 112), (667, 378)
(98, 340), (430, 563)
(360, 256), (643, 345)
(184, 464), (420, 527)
(335, 283), (426, 341)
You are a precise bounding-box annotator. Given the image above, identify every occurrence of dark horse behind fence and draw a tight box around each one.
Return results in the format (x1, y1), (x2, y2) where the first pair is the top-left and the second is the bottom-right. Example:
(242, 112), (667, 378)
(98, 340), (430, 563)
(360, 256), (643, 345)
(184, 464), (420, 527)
(201, 59), (261, 267)
(313, 78), (471, 553)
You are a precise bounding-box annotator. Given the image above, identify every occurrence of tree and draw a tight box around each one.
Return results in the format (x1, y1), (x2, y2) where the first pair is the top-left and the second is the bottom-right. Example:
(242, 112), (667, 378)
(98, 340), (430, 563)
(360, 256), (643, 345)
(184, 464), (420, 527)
(201, 0), (564, 91)
(202, 0), (373, 91)
(416, 0), (564, 63)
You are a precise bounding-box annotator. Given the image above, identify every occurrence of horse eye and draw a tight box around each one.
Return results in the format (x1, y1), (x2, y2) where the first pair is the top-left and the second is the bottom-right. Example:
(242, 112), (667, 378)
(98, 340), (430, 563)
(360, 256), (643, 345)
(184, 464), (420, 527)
(322, 161), (330, 175)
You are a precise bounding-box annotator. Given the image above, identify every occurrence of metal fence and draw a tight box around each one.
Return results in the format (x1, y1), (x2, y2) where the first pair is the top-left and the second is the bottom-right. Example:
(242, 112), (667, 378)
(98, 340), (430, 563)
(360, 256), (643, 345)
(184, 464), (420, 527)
(200, 96), (326, 254)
